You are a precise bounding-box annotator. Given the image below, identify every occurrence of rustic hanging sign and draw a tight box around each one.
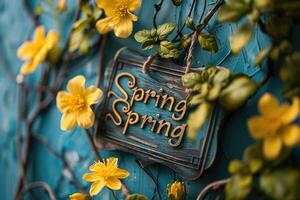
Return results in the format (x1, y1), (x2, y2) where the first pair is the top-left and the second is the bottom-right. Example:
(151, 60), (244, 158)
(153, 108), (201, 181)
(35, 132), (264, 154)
(96, 48), (223, 180)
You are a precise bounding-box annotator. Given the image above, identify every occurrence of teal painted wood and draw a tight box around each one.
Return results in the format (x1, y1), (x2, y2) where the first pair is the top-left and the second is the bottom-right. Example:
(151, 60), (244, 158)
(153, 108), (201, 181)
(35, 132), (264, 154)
(0, 0), (275, 200)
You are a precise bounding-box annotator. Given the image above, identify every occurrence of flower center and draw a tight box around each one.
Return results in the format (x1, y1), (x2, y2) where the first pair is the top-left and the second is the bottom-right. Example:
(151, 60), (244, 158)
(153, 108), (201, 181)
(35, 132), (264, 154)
(70, 95), (86, 111)
(117, 6), (128, 17)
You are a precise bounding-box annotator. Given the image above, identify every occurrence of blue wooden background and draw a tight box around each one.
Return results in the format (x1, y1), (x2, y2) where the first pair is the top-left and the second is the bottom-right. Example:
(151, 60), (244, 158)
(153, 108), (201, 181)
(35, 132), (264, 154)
(0, 0), (280, 199)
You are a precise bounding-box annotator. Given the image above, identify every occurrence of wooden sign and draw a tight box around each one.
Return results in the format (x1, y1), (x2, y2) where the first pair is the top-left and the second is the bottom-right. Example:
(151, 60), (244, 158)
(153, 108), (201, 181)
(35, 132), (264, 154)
(96, 48), (223, 180)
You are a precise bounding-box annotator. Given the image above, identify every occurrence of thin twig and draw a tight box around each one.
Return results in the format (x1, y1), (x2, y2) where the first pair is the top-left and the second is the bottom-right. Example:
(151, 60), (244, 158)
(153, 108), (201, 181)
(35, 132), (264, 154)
(196, 178), (230, 200)
(23, 0), (40, 27)
(95, 34), (108, 88)
(153, 0), (165, 28)
(185, 0), (224, 74)
(21, 182), (57, 200)
(136, 161), (162, 200)
(142, 54), (157, 74)
(259, 58), (274, 86)
(32, 134), (85, 192)
(84, 129), (103, 162)
(172, 0), (197, 42)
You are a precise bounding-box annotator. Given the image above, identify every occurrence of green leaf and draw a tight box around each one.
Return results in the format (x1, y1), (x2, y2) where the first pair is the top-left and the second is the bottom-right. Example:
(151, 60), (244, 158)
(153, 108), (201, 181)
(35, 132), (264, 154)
(134, 30), (152, 43)
(270, 46), (281, 60)
(279, 40), (293, 55)
(254, 46), (272, 66)
(225, 174), (252, 200)
(81, 3), (93, 17)
(188, 94), (205, 107)
(217, 1), (250, 22)
(259, 169), (300, 200)
(73, 18), (92, 32)
(47, 46), (62, 64)
(254, 0), (274, 12)
(93, 7), (103, 20)
(230, 23), (253, 54)
(182, 72), (202, 88)
(281, 52), (300, 98)
(207, 83), (222, 101)
(213, 68), (230, 86)
(68, 30), (84, 53)
(248, 159), (263, 174)
(185, 17), (197, 31)
(180, 34), (192, 48)
(127, 194), (148, 200)
(187, 102), (212, 141)
(228, 160), (246, 174)
(157, 23), (176, 41)
(198, 33), (218, 53)
(266, 16), (292, 40)
(201, 66), (218, 82)
(172, 0), (182, 6)
(243, 143), (263, 163)
(199, 82), (209, 98)
(35, 5), (43, 15)
(141, 39), (155, 50)
(219, 75), (258, 110)
(158, 41), (180, 59)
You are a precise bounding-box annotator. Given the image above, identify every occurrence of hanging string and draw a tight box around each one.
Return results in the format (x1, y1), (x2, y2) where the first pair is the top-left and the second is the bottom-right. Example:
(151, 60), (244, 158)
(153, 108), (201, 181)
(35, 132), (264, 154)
(185, 0), (223, 74)
(185, 31), (198, 74)
(142, 54), (156, 74)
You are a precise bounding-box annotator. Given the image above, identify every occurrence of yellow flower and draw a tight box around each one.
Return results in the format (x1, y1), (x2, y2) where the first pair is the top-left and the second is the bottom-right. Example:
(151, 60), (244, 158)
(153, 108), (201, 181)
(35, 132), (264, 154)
(57, 0), (67, 12)
(167, 181), (185, 200)
(83, 157), (130, 196)
(69, 192), (90, 200)
(247, 93), (300, 160)
(17, 26), (60, 75)
(95, 0), (142, 38)
(56, 75), (102, 131)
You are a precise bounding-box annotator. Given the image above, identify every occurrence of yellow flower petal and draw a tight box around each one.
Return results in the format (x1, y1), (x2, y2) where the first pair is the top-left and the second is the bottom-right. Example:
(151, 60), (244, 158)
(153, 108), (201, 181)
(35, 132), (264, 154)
(96, 17), (116, 34)
(46, 31), (60, 48)
(280, 97), (299, 124)
(56, 91), (72, 112)
(17, 42), (37, 60)
(33, 46), (48, 66)
(247, 116), (280, 139)
(82, 173), (101, 182)
(85, 86), (102, 105)
(89, 161), (105, 171)
(127, 0), (142, 11)
(61, 112), (77, 131)
(89, 181), (105, 196)
(34, 26), (46, 43)
(106, 177), (122, 190)
(106, 157), (118, 167)
(95, 0), (118, 16)
(114, 18), (133, 38)
(258, 93), (280, 116)
(76, 107), (95, 129)
(20, 60), (39, 75)
(69, 192), (89, 200)
(281, 125), (300, 147)
(128, 12), (138, 22)
(112, 168), (130, 179)
(263, 135), (282, 160)
(67, 75), (86, 95)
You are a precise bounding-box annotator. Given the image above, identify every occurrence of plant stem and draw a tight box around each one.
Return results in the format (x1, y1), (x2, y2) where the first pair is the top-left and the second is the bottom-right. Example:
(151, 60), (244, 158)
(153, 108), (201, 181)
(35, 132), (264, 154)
(111, 189), (117, 200)
(84, 129), (103, 162)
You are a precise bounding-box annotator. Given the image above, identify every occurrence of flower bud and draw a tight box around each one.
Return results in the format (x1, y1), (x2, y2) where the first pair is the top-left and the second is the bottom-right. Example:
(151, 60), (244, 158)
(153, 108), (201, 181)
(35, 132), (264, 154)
(57, 0), (66, 12)
(219, 76), (258, 110)
(167, 181), (185, 200)
(69, 193), (90, 200)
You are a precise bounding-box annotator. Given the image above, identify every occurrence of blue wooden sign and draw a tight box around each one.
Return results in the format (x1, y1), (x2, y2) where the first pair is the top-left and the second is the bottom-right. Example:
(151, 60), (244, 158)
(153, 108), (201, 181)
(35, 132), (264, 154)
(96, 48), (223, 180)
